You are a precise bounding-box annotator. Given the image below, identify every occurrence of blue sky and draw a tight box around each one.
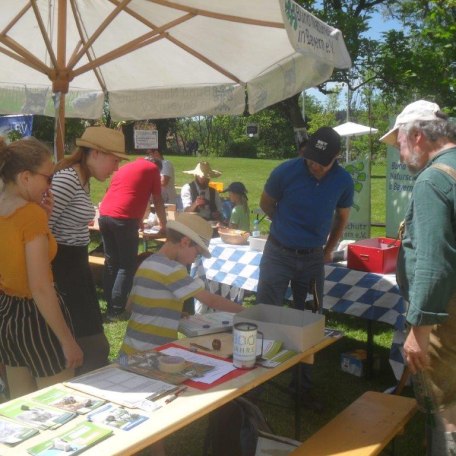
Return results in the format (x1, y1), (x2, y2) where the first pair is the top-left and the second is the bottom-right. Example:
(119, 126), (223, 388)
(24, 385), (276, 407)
(306, 11), (401, 105)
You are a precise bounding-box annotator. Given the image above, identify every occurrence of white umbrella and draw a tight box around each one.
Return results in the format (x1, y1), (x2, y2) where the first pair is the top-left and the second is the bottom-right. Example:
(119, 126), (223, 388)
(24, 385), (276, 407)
(333, 122), (378, 137)
(334, 122), (378, 162)
(0, 0), (351, 157)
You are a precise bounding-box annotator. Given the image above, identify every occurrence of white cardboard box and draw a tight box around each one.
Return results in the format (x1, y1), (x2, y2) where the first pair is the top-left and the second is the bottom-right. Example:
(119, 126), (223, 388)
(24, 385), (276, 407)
(248, 235), (268, 252)
(234, 304), (325, 352)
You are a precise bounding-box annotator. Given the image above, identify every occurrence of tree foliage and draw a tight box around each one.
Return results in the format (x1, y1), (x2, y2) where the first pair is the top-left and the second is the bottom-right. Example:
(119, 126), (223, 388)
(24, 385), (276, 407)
(375, 0), (456, 113)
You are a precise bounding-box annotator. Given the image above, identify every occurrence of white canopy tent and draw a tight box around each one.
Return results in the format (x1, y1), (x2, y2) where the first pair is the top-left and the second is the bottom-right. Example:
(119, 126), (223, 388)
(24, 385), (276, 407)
(0, 0), (351, 158)
(334, 121), (378, 162)
(333, 121), (378, 137)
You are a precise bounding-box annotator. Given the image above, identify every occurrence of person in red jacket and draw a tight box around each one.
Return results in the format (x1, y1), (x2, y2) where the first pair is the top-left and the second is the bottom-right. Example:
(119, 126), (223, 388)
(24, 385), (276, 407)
(99, 156), (166, 320)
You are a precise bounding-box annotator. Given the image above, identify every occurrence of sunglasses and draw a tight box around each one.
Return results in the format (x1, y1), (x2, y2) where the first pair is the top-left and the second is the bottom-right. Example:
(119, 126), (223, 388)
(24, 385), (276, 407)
(35, 172), (54, 185)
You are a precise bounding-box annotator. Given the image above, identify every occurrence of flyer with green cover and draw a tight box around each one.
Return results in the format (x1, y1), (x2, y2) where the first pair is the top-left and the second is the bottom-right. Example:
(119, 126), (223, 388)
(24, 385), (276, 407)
(32, 386), (105, 415)
(27, 421), (113, 456)
(0, 416), (38, 446)
(0, 399), (76, 430)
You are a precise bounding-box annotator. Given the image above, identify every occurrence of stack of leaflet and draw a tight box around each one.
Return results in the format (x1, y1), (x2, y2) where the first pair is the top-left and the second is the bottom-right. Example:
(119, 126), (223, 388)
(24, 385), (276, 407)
(178, 312), (234, 337)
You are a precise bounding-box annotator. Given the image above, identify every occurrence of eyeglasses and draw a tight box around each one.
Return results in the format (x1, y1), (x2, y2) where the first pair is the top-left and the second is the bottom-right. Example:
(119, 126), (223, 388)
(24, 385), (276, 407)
(35, 172), (54, 185)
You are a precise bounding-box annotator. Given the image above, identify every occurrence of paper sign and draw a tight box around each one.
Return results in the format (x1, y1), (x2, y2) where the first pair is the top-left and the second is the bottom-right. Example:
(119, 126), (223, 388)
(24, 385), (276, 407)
(134, 129), (158, 149)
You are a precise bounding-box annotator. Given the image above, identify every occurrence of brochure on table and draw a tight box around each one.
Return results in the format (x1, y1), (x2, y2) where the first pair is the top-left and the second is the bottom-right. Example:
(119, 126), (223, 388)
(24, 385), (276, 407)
(0, 399), (76, 430)
(27, 421), (112, 456)
(31, 386), (105, 415)
(87, 403), (149, 431)
(178, 311), (234, 337)
(0, 416), (38, 446)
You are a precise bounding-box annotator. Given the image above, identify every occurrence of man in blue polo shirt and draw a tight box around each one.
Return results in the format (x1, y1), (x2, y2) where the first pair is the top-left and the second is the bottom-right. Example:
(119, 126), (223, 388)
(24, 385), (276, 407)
(257, 126), (354, 409)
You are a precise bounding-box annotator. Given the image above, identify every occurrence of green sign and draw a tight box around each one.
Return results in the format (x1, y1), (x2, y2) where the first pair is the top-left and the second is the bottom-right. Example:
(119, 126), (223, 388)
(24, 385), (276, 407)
(385, 148), (414, 238)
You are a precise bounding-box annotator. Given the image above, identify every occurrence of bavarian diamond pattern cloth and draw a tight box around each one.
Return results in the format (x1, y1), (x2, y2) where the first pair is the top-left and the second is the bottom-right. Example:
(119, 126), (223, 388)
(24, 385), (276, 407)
(324, 265), (406, 330)
(191, 238), (408, 380)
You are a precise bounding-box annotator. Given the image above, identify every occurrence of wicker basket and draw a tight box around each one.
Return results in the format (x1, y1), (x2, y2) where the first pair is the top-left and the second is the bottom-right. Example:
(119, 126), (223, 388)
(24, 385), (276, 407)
(218, 228), (250, 245)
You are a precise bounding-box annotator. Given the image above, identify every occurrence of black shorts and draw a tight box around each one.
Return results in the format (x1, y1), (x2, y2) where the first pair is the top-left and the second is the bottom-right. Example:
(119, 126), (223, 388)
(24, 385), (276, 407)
(0, 292), (71, 378)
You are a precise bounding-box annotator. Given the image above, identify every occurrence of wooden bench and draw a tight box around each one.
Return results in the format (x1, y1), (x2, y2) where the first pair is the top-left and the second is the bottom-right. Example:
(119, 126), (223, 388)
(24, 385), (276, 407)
(289, 391), (418, 456)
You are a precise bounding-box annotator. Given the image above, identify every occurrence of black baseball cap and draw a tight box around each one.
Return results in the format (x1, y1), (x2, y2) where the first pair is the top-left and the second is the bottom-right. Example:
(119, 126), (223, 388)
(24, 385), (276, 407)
(302, 127), (341, 166)
(223, 182), (248, 197)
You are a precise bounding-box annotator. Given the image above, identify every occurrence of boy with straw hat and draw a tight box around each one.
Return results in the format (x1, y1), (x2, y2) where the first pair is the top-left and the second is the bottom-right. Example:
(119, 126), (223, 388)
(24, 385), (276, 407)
(119, 213), (241, 356)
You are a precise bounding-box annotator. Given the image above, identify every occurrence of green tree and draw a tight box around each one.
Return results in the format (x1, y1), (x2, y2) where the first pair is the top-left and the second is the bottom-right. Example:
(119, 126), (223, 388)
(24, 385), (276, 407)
(375, 0), (456, 112)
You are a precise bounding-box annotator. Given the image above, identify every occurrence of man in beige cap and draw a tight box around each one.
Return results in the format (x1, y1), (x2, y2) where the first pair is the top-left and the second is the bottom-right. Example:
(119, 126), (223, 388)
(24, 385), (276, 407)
(380, 100), (456, 455)
(181, 161), (223, 220)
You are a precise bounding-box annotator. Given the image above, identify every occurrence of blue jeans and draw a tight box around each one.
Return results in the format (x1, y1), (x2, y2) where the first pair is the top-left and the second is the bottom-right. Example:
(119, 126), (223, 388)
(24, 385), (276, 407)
(98, 216), (139, 314)
(257, 240), (324, 309)
(257, 239), (324, 391)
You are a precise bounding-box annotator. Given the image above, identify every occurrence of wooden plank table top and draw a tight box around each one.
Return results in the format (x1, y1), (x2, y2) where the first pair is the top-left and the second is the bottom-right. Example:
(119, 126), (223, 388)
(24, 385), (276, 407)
(0, 333), (338, 456)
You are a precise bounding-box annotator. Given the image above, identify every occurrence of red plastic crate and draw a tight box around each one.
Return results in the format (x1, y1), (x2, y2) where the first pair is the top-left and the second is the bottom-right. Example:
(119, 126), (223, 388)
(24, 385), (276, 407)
(347, 237), (401, 274)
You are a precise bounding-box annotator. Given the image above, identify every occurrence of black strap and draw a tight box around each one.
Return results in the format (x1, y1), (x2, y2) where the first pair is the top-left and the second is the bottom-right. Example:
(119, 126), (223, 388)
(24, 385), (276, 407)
(189, 181), (217, 213)
(189, 181), (198, 202)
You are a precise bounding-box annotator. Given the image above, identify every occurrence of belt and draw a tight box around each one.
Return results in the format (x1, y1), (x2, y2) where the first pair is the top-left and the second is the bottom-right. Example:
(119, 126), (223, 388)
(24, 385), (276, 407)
(268, 235), (322, 255)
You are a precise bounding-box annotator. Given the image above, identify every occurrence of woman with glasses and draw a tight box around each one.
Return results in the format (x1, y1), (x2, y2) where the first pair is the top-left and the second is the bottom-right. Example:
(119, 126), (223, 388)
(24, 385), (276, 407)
(0, 137), (83, 398)
(49, 126), (128, 375)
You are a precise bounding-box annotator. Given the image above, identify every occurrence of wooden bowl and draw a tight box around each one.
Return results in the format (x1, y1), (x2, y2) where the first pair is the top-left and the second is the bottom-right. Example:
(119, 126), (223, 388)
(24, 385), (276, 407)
(218, 228), (250, 245)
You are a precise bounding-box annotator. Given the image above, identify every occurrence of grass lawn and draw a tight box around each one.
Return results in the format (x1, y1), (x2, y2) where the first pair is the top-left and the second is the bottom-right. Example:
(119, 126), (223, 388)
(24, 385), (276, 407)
(92, 156), (425, 455)
(91, 155), (387, 236)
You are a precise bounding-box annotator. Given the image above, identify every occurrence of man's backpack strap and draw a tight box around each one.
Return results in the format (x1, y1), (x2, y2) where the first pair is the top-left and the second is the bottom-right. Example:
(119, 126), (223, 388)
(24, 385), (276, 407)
(431, 162), (456, 181)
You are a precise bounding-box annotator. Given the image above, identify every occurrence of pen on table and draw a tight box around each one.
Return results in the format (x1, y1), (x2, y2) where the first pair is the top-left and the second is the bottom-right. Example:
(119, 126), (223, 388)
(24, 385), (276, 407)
(165, 386), (188, 404)
(147, 386), (180, 402)
(189, 342), (213, 352)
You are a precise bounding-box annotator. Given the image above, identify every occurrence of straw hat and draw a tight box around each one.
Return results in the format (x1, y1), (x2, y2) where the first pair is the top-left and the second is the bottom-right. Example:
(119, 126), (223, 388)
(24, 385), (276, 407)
(76, 126), (129, 159)
(182, 161), (222, 178)
(167, 213), (212, 258)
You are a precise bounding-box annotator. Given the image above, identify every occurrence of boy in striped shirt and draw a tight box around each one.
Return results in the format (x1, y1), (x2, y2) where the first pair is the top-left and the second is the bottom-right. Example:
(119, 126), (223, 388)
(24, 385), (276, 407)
(119, 213), (242, 358)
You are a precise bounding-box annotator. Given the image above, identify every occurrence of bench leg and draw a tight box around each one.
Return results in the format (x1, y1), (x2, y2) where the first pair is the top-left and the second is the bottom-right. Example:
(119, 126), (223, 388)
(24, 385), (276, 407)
(295, 364), (302, 440)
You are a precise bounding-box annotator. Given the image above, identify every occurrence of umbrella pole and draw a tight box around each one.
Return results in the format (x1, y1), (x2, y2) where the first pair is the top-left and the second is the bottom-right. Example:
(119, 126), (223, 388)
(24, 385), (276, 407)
(53, 0), (67, 162)
(53, 92), (66, 162)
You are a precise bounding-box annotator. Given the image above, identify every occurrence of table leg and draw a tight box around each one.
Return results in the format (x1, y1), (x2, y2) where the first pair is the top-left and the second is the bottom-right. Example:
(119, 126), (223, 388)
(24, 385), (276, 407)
(295, 364), (302, 440)
(366, 320), (374, 379)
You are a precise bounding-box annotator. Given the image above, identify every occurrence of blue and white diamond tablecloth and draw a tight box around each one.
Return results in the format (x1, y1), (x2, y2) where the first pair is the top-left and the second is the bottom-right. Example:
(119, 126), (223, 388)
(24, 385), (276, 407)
(192, 238), (408, 380)
(323, 265), (406, 331)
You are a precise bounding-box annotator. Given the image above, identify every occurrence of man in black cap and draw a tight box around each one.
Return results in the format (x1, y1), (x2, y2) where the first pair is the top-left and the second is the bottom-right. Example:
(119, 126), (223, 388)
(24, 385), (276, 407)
(257, 126), (354, 410)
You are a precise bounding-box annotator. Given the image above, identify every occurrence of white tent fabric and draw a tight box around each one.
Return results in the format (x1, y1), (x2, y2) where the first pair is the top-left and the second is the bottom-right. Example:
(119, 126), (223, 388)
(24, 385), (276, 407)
(0, 0), (351, 121)
(333, 122), (378, 137)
